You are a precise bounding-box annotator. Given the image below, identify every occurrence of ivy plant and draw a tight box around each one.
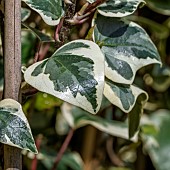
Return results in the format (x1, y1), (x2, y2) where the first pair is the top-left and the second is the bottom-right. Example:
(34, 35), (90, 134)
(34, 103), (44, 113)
(0, 0), (162, 160)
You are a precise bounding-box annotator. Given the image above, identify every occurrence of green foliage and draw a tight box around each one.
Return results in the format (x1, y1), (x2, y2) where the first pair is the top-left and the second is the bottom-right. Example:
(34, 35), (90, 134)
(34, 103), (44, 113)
(1, 0), (170, 169)
(141, 110), (170, 170)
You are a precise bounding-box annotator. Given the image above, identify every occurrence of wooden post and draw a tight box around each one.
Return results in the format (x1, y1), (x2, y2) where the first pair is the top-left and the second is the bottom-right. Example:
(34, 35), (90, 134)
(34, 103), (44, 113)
(3, 0), (22, 169)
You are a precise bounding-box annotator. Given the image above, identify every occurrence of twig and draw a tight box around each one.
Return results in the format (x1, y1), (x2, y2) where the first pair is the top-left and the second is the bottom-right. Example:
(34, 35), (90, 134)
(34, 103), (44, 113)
(106, 137), (124, 167)
(51, 128), (74, 170)
(84, 0), (107, 14)
(33, 42), (42, 63)
(31, 134), (43, 170)
(55, 0), (77, 48)
(54, 17), (64, 42)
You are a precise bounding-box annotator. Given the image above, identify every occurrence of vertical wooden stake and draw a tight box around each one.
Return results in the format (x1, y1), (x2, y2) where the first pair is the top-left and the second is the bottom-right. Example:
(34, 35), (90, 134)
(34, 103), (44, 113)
(4, 0), (22, 169)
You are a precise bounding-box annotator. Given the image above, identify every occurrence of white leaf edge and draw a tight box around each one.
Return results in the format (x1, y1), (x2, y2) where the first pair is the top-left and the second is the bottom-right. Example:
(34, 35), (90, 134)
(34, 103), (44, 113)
(104, 82), (148, 113)
(24, 39), (105, 114)
(21, 8), (31, 22)
(93, 20), (161, 84)
(0, 99), (38, 153)
(87, 0), (145, 17)
(61, 102), (138, 142)
(97, 0), (145, 17)
(22, 0), (64, 25)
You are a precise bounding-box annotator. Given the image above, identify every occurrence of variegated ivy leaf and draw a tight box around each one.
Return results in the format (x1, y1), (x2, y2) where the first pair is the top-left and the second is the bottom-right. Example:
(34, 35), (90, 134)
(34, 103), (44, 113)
(61, 102), (137, 141)
(87, 0), (145, 17)
(104, 79), (148, 113)
(22, 0), (64, 26)
(93, 14), (161, 84)
(24, 40), (105, 114)
(21, 8), (31, 22)
(0, 99), (37, 153)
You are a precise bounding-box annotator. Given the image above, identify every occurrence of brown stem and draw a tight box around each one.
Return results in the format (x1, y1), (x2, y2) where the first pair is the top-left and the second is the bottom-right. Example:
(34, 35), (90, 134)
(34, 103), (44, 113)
(0, 2), (4, 100)
(51, 128), (74, 170)
(55, 0), (77, 48)
(38, 43), (50, 61)
(84, 0), (107, 14)
(4, 0), (22, 169)
(106, 137), (124, 167)
(33, 42), (42, 63)
(54, 17), (64, 42)
(31, 135), (43, 170)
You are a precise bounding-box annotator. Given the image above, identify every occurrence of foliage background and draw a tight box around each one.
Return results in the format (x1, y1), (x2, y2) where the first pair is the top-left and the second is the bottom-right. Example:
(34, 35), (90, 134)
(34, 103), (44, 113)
(1, 0), (170, 170)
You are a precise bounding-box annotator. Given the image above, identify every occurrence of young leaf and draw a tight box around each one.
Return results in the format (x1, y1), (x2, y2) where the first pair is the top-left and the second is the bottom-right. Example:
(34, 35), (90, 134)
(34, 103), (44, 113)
(24, 40), (105, 114)
(0, 99), (37, 153)
(89, 0), (145, 17)
(61, 102), (137, 141)
(93, 14), (161, 84)
(104, 79), (148, 113)
(22, 0), (64, 25)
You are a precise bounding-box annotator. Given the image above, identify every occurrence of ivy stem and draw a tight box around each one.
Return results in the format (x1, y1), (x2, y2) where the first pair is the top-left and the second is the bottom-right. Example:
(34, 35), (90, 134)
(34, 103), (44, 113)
(84, 0), (107, 14)
(106, 137), (124, 167)
(54, 17), (64, 42)
(51, 128), (74, 170)
(55, 0), (77, 48)
(33, 42), (42, 63)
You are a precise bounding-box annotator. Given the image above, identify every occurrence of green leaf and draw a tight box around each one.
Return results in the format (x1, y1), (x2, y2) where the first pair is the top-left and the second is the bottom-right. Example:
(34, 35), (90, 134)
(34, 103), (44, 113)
(146, 0), (170, 15)
(93, 14), (161, 84)
(88, 0), (145, 17)
(22, 0), (64, 25)
(141, 110), (170, 170)
(128, 93), (148, 138)
(24, 40), (105, 114)
(0, 99), (37, 153)
(21, 8), (31, 22)
(61, 102), (137, 141)
(22, 23), (54, 42)
(104, 79), (148, 113)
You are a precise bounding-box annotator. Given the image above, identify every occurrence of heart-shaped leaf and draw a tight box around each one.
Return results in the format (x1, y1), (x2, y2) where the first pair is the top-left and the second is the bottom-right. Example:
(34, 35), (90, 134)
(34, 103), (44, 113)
(104, 78), (148, 113)
(0, 99), (37, 153)
(93, 14), (161, 84)
(22, 0), (64, 25)
(24, 40), (105, 114)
